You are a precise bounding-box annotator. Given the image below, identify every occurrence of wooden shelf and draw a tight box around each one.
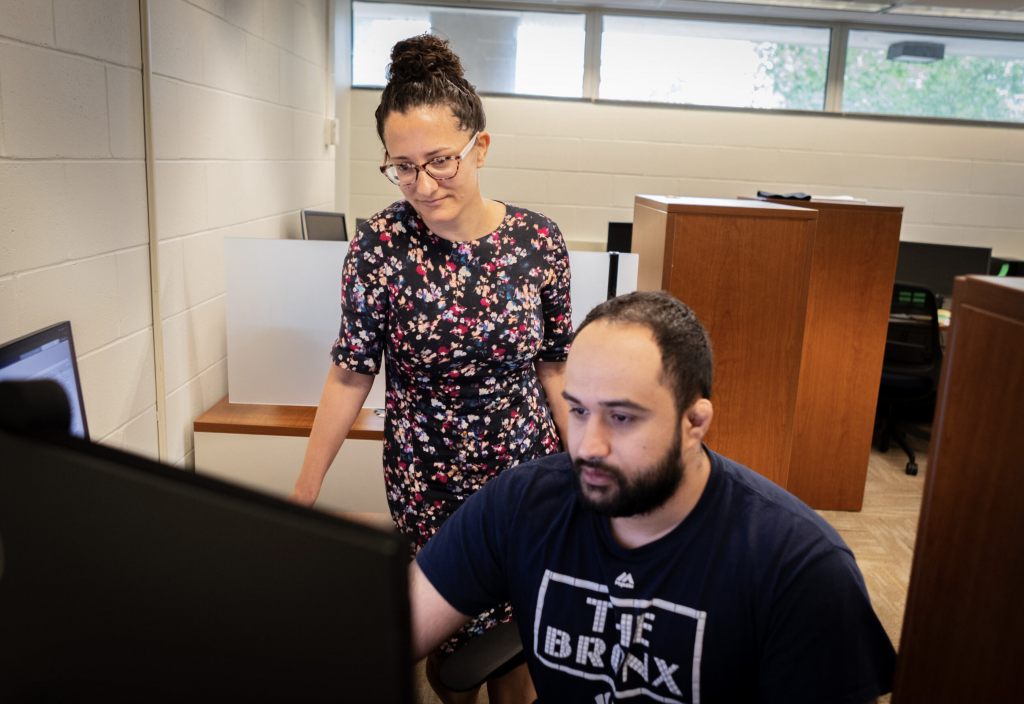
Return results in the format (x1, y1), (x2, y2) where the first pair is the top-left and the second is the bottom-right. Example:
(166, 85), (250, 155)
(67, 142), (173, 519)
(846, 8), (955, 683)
(193, 395), (384, 440)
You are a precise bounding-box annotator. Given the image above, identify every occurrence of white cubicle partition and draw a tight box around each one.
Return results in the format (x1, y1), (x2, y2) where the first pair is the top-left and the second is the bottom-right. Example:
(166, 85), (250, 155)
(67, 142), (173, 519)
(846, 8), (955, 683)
(567, 251), (639, 331)
(225, 239), (638, 406)
(224, 238), (387, 408)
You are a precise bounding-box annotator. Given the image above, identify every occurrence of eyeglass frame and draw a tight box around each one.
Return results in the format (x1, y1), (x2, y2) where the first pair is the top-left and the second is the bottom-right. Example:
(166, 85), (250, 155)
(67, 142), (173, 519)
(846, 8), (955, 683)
(379, 132), (481, 186)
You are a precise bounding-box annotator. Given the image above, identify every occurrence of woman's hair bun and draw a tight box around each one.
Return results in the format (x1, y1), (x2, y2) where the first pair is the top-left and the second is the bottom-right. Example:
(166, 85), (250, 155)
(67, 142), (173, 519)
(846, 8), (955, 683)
(387, 34), (465, 84)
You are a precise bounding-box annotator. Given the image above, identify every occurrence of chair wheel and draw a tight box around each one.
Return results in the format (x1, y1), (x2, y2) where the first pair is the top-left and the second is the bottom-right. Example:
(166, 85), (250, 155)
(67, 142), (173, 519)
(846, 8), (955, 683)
(906, 462), (918, 476)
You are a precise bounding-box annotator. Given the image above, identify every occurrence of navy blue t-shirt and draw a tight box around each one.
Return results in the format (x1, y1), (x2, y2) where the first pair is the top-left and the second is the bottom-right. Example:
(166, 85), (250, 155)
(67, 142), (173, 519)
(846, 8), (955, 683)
(417, 449), (896, 704)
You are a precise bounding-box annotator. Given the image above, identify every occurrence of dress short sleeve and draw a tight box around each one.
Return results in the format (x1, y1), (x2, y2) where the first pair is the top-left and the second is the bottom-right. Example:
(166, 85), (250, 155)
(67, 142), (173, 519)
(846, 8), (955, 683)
(536, 219), (573, 363)
(330, 224), (389, 376)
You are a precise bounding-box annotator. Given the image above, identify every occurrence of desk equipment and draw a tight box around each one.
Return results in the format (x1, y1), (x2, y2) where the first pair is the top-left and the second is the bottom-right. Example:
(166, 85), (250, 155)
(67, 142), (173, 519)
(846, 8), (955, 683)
(989, 255), (1024, 277)
(744, 195), (903, 510)
(301, 209), (348, 241)
(877, 282), (943, 476)
(893, 276), (1024, 704)
(632, 195), (817, 490)
(606, 221), (632, 253)
(0, 381), (412, 703)
(0, 321), (89, 439)
(895, 241), (991, 308)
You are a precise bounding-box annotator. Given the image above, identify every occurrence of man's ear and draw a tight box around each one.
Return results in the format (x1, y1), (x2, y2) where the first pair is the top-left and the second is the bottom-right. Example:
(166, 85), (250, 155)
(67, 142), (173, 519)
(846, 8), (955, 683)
(475, 131), (490, 167)
(683, 398), (713, 444)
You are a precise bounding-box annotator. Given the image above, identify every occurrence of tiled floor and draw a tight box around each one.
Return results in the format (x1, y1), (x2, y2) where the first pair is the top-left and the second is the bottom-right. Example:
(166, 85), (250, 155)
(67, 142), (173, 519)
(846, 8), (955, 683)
(818, 437), (929, 652)
(413, 435), (930, 704)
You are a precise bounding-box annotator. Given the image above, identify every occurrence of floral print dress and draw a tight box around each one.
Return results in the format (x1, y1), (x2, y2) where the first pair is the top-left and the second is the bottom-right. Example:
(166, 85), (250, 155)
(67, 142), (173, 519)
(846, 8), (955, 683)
(331, 200), (573, 652)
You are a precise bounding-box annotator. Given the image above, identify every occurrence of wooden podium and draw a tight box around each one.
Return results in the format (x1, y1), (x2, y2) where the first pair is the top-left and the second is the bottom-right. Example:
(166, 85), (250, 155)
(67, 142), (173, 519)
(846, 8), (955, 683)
(744, 197), (903, 511)
(632, 196), (817, 488)
(893, 276), (1024, 703)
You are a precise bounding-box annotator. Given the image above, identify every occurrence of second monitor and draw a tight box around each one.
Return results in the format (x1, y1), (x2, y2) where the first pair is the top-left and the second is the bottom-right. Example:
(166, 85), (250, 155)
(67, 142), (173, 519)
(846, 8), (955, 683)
(895, 241), (991, 307)
(302, 210), (348, 241)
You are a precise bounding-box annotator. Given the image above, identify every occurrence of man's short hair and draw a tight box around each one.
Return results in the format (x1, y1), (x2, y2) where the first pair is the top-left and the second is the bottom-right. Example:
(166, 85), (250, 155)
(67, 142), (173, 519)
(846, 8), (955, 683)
(576, 291), (714, 413)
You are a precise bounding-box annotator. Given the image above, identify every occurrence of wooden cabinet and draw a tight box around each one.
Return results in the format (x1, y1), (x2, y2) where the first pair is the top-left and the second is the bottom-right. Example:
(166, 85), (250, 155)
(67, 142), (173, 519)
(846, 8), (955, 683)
(893, 276), (1024, 703)
(632, 196), (817, 488)
(744, 197), (903, 511)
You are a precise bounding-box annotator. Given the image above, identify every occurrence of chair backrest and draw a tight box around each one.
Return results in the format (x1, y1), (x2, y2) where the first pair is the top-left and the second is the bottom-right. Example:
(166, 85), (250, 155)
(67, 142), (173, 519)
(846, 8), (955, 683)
(884, 281), (942, 370)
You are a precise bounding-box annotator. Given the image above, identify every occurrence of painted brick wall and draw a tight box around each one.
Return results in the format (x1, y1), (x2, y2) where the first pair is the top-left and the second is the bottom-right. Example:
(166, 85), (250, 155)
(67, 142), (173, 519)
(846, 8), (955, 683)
(0, 0), (158, 455)
(150, 0), (335, 467)
(349, 89), (1024, 258)
(1, 0), (335, 469)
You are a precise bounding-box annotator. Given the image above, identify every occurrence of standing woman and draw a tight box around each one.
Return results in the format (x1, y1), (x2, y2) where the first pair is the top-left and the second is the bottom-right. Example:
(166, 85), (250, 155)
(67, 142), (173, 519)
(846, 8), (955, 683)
(289, 35), (571, 703)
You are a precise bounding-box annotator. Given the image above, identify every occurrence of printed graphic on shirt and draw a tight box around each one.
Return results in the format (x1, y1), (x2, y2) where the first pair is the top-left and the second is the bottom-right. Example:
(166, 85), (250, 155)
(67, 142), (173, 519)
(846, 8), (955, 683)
(533, 570), (706, 704)
(614, 572), (635, 589)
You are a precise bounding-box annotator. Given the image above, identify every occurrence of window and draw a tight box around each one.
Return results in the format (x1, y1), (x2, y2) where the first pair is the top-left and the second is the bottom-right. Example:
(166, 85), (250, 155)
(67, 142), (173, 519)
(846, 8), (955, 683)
(352, 2), (586, 98)
(351, 2), (1024, 126)
(843, 30), (1024, 123)
(599, 16), (831, 111)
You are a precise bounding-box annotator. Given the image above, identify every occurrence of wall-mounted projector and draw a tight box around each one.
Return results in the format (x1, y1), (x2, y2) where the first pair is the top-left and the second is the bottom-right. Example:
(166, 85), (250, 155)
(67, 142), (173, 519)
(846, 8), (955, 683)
(887, 41), (945, 63)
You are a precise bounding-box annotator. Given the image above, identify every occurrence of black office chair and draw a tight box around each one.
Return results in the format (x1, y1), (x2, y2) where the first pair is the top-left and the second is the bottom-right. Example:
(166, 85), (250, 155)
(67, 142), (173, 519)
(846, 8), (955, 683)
(438, 621), (526, 692)
(876, 282), (943, 476)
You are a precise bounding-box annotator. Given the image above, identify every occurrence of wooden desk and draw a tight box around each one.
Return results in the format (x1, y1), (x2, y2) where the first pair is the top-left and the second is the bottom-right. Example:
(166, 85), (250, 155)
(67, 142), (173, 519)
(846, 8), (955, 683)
(193, 396), (389, 514)
(195, 396), (384, 439)
(893, 276), (1024, 703)
(743, 197), (903, 511)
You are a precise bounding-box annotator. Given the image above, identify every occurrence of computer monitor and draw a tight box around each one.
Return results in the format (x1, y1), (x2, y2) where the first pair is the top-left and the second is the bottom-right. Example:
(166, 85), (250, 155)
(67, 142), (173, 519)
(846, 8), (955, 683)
(607, 222), (633, 253)
(989, 256), (1024, 277)
(0, 321), (89, 439)
(0, 423), (412, 702)
(302, 210), (348, 241)
(895, 241), (992, 306)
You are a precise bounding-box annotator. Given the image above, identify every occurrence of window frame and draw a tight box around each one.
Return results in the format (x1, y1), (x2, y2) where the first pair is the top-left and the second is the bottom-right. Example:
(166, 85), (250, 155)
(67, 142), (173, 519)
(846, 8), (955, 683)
(350, 0), (590, 99)
(351, 0), (1024, 129)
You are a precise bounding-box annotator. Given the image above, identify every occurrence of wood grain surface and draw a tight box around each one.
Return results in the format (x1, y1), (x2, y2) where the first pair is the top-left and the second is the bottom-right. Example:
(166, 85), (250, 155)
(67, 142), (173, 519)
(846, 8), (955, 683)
(754, 198), (903, 511)
(635, 195), (818, 219)
(633, 198), (817, 487)
(893, 276), (1024, 703)
(194, 395), (385, 440)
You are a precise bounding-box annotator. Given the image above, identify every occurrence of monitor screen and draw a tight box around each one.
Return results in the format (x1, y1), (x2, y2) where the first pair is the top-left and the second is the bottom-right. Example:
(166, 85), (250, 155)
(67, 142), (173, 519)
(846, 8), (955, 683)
(0, 321), (88, 439)
(0, 427), (413, 702)
(303, 210), (348, 241)
(607, 222), (633, 253)
(895, 241), (992, 304)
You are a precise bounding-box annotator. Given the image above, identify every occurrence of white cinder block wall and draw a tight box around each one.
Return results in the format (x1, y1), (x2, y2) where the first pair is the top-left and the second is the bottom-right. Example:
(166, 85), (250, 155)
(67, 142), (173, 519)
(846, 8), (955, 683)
(349, 89), (1024, 259)
(0, 0), (158, 454)
(1, 0), (335, 469)
(150, 0), (335, 468)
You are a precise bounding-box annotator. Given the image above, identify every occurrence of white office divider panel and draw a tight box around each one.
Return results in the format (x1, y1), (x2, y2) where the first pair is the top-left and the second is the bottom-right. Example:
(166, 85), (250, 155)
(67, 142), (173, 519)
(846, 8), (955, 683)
(224, 241), (638, 406)
(224, 238), (387, 408)
(566, 252), (640, 330)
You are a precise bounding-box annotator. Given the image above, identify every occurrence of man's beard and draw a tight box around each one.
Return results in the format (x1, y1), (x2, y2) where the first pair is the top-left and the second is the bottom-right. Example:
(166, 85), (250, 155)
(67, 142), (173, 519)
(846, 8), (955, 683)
(571, 429), (685, 518)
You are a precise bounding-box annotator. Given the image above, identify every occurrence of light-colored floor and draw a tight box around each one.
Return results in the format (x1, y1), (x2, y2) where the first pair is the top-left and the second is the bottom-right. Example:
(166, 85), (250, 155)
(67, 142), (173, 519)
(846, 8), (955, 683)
(413, 436), (930, 704)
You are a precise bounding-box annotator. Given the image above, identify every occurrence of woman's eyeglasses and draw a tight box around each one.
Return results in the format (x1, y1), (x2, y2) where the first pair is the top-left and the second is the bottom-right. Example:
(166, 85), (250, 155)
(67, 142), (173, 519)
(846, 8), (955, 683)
(380, 132), (480, 186)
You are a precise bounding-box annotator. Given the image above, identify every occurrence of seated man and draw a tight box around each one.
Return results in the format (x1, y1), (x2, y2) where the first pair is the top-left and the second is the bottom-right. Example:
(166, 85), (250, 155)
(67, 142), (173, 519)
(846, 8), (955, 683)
(410, 291), (896, 703)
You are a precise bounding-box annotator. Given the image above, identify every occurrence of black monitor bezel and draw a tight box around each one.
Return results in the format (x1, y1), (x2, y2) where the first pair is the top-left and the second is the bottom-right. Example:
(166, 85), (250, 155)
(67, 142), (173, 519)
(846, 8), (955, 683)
(895, 241), (992, 303)
(302, 210), (348, 241)
(0, 426), (414, 702)
(0, 321), (90, 440)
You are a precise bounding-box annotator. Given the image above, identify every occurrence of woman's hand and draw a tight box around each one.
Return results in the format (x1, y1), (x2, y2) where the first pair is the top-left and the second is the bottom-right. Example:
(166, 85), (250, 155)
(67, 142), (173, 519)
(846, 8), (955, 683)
(290, 365), (376, 506)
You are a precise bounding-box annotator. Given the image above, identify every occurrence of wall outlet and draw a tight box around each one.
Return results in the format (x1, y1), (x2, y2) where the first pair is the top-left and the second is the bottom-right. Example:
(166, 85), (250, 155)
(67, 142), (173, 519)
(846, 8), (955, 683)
(324, 118), (339, 146)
